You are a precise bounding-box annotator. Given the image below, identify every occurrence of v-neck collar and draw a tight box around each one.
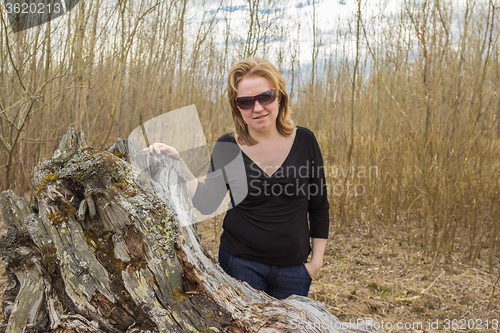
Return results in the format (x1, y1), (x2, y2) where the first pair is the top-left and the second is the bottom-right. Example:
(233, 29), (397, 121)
(237, 127), (298, 178)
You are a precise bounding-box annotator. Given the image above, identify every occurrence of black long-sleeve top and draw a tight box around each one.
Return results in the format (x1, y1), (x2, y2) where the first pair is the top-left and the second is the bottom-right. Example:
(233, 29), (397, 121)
(192, 126), (329, 265)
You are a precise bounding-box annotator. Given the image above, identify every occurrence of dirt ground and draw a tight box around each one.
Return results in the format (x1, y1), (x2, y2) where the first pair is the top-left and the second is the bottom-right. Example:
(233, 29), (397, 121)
(0, 212), (499, 332)
(197, 217), (500, 333)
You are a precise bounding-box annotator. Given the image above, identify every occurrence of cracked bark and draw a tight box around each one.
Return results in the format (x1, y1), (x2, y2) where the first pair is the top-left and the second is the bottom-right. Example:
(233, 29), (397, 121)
(0, 127), (383, 333)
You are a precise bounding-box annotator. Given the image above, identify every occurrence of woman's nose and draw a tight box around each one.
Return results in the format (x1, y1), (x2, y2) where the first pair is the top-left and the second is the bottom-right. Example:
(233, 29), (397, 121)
(253, 100), (264, 111)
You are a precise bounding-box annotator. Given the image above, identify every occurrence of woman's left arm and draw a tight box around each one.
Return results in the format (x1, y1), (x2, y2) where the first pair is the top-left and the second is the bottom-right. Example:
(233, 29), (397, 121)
(305, 238), (327, 278)
(305, 129), (330, 279)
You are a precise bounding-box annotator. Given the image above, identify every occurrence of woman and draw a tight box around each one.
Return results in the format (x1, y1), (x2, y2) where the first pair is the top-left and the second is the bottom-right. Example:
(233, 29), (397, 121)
(146, 58), (329, 300)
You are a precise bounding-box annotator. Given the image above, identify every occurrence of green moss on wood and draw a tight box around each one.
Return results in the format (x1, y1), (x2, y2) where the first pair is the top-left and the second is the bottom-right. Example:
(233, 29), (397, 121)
(47, 211), (68, 226)
(39, 245), (59, 274)
(47, 199), (76, 226)
(35, 173), (59, 195)
(171, 287), (186, 301)
(113, 151), (125, 159)
(114, 181), (135, 197)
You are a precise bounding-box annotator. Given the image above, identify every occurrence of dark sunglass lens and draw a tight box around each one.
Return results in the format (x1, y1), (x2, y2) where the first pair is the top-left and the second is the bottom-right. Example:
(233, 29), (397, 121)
(237, 97), (255, 109)
(258, 90), (276, 105)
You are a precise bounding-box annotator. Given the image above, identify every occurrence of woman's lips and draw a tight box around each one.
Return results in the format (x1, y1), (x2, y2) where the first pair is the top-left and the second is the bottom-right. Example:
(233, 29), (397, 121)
(253, 114), (268, 120)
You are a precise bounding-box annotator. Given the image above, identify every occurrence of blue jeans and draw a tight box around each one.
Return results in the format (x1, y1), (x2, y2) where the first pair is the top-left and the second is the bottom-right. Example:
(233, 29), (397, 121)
(218, 245), (312, 300)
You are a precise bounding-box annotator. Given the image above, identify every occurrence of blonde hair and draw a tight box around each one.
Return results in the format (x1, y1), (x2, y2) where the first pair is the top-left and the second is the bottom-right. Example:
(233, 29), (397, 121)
(227, 58), (295, 145)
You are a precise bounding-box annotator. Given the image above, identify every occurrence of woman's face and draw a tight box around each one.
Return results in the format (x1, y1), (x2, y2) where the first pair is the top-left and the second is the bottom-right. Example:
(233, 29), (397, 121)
(236, 76), (280, 136)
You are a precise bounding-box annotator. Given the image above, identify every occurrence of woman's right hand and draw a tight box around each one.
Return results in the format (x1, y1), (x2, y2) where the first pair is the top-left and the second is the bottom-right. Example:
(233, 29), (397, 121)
(144, 143), (198, 198)
(143, 143), (180, 160)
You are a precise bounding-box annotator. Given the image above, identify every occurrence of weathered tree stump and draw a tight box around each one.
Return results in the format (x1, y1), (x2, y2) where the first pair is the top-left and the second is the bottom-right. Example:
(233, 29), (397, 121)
(0, 127), (383, 333)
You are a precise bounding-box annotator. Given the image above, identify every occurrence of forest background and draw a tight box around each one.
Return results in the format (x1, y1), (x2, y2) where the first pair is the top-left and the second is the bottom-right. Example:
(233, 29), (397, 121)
(0, 0), (499, 329)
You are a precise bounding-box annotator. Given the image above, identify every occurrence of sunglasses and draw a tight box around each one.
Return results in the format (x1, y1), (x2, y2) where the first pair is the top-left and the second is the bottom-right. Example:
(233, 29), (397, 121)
(235, 89), (277, 109)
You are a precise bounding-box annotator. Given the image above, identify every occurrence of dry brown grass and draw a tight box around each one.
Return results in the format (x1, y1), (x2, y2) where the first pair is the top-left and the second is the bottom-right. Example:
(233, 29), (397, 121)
(197, 217), (500, 333)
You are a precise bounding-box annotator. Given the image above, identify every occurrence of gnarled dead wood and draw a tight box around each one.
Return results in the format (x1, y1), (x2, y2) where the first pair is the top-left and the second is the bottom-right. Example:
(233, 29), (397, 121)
(0, 127), (383, 333)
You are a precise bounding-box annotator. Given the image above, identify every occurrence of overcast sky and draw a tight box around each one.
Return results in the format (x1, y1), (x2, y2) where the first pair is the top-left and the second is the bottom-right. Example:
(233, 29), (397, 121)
(181, 0), (472, 69)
